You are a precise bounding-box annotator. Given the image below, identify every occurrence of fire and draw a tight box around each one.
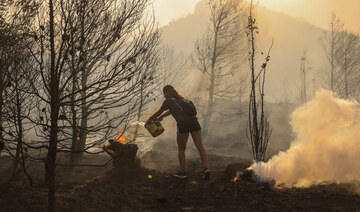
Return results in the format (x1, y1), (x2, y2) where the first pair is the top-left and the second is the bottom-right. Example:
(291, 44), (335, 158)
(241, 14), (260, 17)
(232, 171), (241, 182)
(104, 132), (127, 147)
(116, 133), (126, 144)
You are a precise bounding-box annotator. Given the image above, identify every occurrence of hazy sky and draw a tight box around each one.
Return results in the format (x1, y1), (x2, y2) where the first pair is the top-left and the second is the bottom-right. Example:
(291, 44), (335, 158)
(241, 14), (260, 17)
(153, 0), (360, 33)
(257, 0), (360, 33)
(152, 0), (200, 26)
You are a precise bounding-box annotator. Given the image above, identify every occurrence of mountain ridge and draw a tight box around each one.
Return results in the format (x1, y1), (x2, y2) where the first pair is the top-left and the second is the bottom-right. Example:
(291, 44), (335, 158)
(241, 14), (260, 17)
(160, 1), (327, 101)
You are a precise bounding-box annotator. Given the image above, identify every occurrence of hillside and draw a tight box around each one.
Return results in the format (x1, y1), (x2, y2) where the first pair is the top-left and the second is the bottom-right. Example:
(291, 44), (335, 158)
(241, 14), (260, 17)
(160, 1), (327, 101)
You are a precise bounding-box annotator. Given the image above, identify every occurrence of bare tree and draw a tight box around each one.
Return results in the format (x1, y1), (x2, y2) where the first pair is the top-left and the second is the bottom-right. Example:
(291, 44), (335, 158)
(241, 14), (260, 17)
(192, 0), (247, 137)
(0, 0), (42, 189)
(320, 12), (343, 92)
(0, 10), (16, 156)
(246, 0), (272, 162)
(320, 13), (360, 101)
(300, 51), (309, 104)
(6, 0), (160, 211)
(2, 51), (35, 186)
(0, 20), (10, 155)
(159, 45), (189, 89)
(335, 30), (360, 100)
(56, 0), (161, 162)
(130, 37), (161, 142)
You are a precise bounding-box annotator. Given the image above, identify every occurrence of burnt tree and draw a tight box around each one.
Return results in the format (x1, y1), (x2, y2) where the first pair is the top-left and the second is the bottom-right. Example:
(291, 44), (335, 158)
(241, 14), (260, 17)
(5, 0), (160, 211)
(193, 0), (247, 138)
(246, 0), (272, 162)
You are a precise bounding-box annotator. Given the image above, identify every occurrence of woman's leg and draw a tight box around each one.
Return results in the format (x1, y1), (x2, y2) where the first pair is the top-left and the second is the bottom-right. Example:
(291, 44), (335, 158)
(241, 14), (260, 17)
(177, 133), (189, 172)
(190, 130), (208, 168)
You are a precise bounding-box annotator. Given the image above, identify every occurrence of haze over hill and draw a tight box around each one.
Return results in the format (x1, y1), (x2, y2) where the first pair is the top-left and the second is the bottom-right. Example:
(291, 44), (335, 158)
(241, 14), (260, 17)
(258, 0), (360, 34)
(160, 1), (327, 101)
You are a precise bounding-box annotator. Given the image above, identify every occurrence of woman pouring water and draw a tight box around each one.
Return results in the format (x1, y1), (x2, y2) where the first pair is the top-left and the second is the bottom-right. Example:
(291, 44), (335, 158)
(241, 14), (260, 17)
(145, 85), (210, 179)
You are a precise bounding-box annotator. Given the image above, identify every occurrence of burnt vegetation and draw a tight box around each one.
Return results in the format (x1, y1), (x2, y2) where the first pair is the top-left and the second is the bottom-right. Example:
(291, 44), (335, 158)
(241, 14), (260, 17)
(0, 0), (360, 211)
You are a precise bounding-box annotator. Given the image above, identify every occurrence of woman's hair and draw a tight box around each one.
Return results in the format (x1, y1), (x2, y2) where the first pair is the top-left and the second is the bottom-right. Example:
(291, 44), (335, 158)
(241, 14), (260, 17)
(163, 85), (184, 99)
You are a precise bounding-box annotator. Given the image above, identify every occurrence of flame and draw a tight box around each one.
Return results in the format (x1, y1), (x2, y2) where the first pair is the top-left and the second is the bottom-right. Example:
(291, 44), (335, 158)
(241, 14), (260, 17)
(76, 133), (80, 141)
(232, 171), (241, 182)
(116, 133), (126, 144)
(104, 132), (127, 147)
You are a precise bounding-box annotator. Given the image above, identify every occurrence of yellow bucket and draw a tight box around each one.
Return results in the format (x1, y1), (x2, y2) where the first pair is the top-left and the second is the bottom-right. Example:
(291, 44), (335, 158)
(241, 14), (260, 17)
(145, 120), (165, 137)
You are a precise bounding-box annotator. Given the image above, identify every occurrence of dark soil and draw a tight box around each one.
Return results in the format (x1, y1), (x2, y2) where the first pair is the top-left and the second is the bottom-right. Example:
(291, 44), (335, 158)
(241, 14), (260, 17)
(1, 152), (360, 212)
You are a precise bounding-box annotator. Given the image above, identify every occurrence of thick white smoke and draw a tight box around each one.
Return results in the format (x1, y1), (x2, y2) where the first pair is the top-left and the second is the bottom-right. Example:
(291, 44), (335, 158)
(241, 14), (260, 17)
(251, 90), (360, 187)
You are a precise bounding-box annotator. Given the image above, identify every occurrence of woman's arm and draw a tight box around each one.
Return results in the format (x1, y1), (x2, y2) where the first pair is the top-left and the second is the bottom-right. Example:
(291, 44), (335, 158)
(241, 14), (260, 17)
(157, 110), (171, 121)
(146, 108), (164, 125)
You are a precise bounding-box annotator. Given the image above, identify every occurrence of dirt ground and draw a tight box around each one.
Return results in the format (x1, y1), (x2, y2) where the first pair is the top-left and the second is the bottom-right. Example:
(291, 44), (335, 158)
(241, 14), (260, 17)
(1, 151), (360, 212)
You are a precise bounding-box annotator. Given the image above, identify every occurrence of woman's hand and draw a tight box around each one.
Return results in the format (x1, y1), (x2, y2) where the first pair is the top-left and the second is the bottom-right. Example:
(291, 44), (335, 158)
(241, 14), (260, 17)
(146, 108), (164, 126)
(145, 119), (152, 126)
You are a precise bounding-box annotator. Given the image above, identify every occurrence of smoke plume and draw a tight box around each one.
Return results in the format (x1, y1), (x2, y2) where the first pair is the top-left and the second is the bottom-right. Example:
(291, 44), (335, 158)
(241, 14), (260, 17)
(251, 90), (360, 187)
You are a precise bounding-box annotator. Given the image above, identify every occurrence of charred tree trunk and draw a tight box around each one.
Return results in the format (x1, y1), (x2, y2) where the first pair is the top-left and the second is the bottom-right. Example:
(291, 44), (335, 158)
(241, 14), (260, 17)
(13, 83), (32, 186)
(46, 103), (59, 212)
(78, 70), (88, 157)
(330, 23), (336, 92)
(70, 68), (78, 163)
(13, 83), (23, 177)
(300, 53), (307, 104)
(248, 2), (260, 157)
(45, 0), (60, 211)
(246, 0), (272, 162)
(13, 135), (22, 177)
(0, 62), (4, 150)
(203, 29), (218, 138)
(69, 20), (78, 163)
(343, 53), (348, 99)
(194, 0), (245, 139)
(72, 1), (88, 160)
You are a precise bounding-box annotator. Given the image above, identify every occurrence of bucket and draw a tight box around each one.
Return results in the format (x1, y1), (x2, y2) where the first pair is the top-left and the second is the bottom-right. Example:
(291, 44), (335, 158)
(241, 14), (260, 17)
(145, 120), (165, 137)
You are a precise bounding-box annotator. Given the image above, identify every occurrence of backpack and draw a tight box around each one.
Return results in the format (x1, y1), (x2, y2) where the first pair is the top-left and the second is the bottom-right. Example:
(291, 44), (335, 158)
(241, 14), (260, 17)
(177, 99), (197, 117)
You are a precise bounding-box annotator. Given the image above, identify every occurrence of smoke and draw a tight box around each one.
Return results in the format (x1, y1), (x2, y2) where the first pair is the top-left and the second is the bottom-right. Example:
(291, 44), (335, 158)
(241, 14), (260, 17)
(128, 120), (177, 159)
(250, 90), (360, 187)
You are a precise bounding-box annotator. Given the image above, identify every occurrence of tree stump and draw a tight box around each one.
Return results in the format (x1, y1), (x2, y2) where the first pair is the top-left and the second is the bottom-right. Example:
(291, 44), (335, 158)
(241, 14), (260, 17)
(104, 142), (140, 169)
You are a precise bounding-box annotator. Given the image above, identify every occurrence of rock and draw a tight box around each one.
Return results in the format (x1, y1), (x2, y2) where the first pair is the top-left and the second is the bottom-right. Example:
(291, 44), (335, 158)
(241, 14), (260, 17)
(225, 163), (250, 179)
(241, 169), (255, 181)
(241, 169), (276, 187)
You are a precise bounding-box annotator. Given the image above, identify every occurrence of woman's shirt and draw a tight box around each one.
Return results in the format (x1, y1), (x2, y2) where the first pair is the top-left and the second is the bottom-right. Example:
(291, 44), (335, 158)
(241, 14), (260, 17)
(160, 98), (187, 123)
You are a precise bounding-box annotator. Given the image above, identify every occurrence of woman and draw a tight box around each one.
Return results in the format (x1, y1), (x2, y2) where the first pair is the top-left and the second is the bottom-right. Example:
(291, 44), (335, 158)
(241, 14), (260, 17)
(146, 85), (210, 179)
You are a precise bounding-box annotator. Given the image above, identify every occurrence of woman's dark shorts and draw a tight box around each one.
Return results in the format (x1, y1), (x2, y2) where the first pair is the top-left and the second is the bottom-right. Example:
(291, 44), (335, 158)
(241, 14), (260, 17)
(177, 117), (201, 134)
